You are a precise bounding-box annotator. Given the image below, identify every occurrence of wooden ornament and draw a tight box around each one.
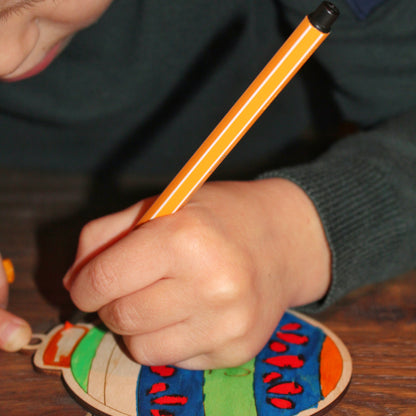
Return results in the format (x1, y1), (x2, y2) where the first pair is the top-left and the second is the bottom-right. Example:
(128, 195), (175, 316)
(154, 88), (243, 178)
(24, 311), (352, 416)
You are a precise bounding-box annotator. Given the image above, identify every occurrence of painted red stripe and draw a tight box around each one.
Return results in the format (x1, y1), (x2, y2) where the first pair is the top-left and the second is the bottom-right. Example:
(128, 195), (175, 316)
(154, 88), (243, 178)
(277, 332), (309, 345)
(269, 341), (288, 353)
(263, 355), (304, 368)
(152, 395), (188, 406)
(150, 410), (173, 416)
(267, 397), (294, 409)
(280, 322), (302, 331)
(263, 372), (282, 383)
(150, 366), (176, 377)
(267, 381), (303, 395)
(147, 382), (168, 395)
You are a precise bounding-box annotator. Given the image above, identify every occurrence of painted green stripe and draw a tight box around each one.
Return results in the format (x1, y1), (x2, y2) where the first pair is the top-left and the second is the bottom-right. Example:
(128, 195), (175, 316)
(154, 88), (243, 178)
(203, 358), (257, 416)
(71, 326), (106, 392)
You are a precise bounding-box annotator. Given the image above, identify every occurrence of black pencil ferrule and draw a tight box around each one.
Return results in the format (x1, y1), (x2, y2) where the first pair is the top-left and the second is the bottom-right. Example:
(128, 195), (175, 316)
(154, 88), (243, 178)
(308, 2), (339, 33)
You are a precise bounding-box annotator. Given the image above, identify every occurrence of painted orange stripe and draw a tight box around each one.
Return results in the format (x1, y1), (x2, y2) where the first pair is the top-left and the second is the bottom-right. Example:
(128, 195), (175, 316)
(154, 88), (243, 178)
(320, 336), (343, 397)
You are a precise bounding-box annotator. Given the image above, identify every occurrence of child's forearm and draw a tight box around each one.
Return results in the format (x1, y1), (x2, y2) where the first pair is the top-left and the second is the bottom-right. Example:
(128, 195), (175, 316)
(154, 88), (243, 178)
(260, 109), (416, 311)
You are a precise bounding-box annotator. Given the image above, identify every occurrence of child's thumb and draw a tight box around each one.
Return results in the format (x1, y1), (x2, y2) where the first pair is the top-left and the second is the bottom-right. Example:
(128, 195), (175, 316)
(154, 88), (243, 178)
(0, 309), (32, 352)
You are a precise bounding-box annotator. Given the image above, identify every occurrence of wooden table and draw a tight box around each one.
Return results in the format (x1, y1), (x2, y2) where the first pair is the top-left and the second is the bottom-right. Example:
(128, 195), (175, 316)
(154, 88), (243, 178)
(0, 170), (415, 415)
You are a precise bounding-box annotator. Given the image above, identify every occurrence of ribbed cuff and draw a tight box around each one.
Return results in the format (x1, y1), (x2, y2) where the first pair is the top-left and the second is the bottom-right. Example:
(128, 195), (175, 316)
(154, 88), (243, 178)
(259, 147), (407, 312)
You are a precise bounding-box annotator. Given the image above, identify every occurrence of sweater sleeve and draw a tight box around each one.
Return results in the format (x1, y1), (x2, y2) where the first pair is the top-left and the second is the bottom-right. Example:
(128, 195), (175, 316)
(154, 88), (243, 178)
(260, 108), (416, 311)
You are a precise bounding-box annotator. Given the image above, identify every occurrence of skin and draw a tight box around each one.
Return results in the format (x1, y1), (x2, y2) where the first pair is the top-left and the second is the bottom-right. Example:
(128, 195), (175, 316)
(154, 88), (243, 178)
(0, 2), (331, 366)
(0, 0), (113, 81)
(0, 0), (114, 349)
(0, 254), (32, 351)
(64, 179), (331, 369)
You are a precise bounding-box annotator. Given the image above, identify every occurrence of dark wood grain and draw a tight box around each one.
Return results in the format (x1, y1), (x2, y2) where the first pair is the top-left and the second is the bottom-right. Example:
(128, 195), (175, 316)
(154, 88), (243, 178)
(0, 169), (415, 415)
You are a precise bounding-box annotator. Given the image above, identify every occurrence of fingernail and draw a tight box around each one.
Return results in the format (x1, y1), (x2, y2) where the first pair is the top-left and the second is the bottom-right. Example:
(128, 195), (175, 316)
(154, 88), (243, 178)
(63, 264), (77, 290)
(1, 319), (32, 352)
(62, 270), (71, 290)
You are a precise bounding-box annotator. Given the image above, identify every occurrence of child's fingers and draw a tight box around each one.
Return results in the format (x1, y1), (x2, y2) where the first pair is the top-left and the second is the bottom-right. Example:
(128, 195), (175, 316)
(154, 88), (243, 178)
(121, 302), (270, 369)
(67, 220), (172, 312)
(128, 312), (277, 370)
(0, 257), (32, 352)
(65, 196), (157, 284)
(0, 309), (32, 352)
(98, 277), (192, 336)
(123, 320), (212, 367)
(173, 338), (262, 370)
(122, 317), (265, 370)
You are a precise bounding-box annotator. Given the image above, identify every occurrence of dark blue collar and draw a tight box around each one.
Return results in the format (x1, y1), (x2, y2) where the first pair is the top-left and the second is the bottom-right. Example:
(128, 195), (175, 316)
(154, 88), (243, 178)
(344, 0), (388, 19)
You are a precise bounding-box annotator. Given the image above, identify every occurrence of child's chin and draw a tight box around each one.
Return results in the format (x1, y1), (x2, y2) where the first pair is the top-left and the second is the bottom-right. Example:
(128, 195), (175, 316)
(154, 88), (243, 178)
(2, 37), (72, 83)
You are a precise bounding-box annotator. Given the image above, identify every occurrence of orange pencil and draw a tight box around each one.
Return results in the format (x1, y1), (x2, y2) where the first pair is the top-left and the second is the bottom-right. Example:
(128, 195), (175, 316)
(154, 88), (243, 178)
(138, 2), (339, 226)
(2, 258), (15, 284)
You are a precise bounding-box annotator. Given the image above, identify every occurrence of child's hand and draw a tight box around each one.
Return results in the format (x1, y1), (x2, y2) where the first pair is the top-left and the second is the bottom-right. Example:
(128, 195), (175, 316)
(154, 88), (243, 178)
(64, 179), (331, 370)
(0, 256), (32, 352)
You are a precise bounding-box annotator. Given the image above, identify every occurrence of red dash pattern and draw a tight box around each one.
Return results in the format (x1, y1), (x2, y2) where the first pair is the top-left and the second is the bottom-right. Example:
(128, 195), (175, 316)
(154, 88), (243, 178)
(150, 410), (173, 416)
(280, 322), (302, 331)
(267, 381), (303, 395)
(264, 355), (305, 368)
(267, 397), (295, 409)
(147, 383), (168, 395)
(263, 372), (282, 383)
(151, 395), (188, 406)
(150, 366), (176, 377)
(269, 341), (288, 353)
(277, 332), (309, 345)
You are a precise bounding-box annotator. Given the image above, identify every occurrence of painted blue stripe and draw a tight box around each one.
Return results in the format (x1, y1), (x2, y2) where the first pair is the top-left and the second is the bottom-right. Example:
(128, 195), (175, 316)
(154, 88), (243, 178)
(135, 311), (327, 415)
(254, 312), (325, 416)
(137, 365), (204, 415)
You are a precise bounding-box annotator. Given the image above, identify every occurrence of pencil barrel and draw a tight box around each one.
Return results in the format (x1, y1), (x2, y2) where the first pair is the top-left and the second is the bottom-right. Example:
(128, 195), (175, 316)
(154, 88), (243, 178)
(138, 17), (329, 225)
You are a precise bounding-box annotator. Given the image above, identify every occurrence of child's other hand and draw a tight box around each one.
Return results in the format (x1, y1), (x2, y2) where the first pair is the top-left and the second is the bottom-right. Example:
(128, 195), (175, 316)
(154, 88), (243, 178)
(0, 256), (32, 352)
(64, 179), (331, 370)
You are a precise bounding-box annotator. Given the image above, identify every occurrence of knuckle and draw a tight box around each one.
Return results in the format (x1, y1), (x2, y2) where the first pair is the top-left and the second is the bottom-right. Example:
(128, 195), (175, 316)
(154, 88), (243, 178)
(88, 259), (119, 299)
(103, 301), (139, 334)
(126, 337), (169, 366)
(223, 308), (253, 340)
(171, 217), (208, 255)
(203, 272), (246, 305)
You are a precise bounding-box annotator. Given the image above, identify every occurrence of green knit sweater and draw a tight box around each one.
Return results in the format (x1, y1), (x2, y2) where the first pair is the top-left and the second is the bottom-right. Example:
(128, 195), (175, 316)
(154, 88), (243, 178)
(0, 0), (415, 309)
